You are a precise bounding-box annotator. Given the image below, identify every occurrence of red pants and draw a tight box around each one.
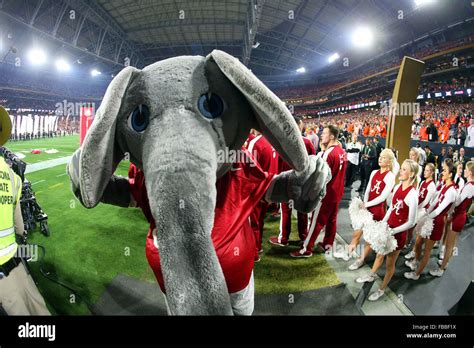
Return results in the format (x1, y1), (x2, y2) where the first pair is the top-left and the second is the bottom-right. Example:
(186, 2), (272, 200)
(277, 202), (308, 243)
(302, 200), (339, 252)
(250, 201), (269, 252)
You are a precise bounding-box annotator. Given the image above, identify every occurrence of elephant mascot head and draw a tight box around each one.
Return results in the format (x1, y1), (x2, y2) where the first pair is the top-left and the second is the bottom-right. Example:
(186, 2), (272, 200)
(70, 50), (325, 315)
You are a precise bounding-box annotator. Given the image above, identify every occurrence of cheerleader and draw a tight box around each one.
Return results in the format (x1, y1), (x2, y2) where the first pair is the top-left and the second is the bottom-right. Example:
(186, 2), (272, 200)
(430, 161), (474, 277)
(439, 161), (465, 259)
(404, 163), (436, 260)
(356, 160), (419, 301)
(454, 162), (465, 191)
(347, 149), (395, 267)
(409, 147), (423, 179)
(404, 159), (457, 280)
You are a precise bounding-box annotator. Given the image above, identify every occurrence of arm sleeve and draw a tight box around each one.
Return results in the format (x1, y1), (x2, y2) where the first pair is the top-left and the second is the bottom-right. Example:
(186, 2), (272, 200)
(365, 172), (395, 208)
(455, 184), (473, 207)
(391, 190), (418, 234)
(14, 203), (24, 236)
(382, 205), (392, 223)
(363, 170), (376, 203)
(419, 182), (435, 208)
(428, 187), (457, 218)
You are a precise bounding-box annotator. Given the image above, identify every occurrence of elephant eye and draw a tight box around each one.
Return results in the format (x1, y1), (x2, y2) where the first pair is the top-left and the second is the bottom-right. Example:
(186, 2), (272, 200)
(198, 93), (224, 119)
(128, 104), (150, 133)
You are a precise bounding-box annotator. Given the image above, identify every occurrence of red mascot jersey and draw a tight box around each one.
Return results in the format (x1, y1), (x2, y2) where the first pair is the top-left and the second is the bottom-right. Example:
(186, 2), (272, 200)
(129, 149), (275, 294)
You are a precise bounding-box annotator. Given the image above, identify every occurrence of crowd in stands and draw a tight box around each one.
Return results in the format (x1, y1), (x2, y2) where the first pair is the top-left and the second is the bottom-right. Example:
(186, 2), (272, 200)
(274, 36), (473, 100)
(302, 101), (474, 147)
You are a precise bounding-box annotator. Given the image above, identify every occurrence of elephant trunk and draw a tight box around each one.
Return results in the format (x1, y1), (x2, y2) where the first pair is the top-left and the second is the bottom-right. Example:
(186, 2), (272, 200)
(142, 113), (233, 315)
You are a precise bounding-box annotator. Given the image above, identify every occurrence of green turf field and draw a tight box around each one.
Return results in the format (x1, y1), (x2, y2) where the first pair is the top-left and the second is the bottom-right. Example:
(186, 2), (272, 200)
(12, 136), (340, 315)
(6, 135), (80, 164)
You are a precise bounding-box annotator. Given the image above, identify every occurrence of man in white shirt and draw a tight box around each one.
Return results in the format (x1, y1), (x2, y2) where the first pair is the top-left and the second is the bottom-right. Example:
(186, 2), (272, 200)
(345, 133), (362, 188)
(467, 118), (474, 147)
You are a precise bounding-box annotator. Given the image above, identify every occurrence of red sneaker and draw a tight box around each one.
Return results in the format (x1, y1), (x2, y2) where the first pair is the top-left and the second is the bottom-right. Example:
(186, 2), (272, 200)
(290, 249), (313, 258)
(254, 255), (261, 262)
(268, 236), (288, 246)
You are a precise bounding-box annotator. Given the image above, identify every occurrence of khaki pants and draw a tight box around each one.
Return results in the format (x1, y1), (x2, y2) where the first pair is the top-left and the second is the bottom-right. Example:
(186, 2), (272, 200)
(0, 262), (50, 315)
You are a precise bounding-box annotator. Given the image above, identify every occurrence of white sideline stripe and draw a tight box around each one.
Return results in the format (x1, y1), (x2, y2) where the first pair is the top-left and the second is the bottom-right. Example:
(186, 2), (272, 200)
(25, 156), (72, 174)
(31, 180), (46, 185)
(56, 173), (68, 177)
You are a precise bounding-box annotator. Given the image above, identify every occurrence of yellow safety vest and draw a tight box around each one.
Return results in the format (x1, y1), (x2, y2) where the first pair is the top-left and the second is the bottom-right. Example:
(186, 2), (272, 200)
(0, 157), (22, 265)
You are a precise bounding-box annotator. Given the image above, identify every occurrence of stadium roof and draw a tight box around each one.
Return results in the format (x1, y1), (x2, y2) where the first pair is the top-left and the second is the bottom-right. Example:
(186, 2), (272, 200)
(0, 0), (473, 82)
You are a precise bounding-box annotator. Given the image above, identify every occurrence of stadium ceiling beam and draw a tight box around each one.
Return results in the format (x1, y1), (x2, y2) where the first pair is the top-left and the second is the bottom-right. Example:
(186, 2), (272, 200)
(28, 0), (44, 25)
(0, 7), (131, 68)
(313, 0), (363, 52)
(270, 0), (309, 66)
(256, 30), (330, 57)
(70, 0), (145, 66)
(242, 0), (265, 66)
(282, 0), (330, 69)
(127, 18), (245, 37)
(249, 56), (293, 73)
(136, 41), (241, 52)
(0, 0), (144, 68)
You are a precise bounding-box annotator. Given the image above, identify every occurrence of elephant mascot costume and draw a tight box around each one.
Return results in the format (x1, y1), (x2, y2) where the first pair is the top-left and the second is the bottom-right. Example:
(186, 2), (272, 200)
(67, 50), (331, 315)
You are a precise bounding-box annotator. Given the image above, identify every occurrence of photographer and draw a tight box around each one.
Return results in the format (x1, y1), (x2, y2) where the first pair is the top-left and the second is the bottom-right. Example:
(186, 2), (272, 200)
(0, 106), (50, 315)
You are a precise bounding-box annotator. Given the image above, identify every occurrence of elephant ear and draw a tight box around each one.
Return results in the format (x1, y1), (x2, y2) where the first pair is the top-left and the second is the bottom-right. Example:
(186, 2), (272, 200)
(78, 66), (139, 208)
(207, 50), (308, 173)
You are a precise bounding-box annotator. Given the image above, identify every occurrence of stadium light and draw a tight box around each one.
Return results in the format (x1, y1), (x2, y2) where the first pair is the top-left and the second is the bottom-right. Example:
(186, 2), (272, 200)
(55, 58), (71, 71)
(91, 69), (101, 77)
(352, 27), (373, 48)
(414, 0), (435, 7)
(28, 48), (47, 65)
(328, 52), (340, 63)
(296, 67), (306, 73)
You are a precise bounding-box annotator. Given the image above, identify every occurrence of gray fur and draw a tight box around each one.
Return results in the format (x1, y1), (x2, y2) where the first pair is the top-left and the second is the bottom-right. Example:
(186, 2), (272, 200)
(69, 50), (327, 315)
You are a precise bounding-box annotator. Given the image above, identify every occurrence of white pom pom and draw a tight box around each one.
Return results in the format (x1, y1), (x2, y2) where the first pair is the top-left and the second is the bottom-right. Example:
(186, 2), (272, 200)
(363, 221), (398, 255)
(349, 197), (373, 230)
(414, 208), (434, 238)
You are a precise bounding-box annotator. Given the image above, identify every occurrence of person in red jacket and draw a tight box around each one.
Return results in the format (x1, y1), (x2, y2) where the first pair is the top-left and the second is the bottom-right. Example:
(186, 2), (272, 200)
(247, 131), (279, 261)
(129, 149), (275, 315)
(291, 125), (347, 257)
(268, 116), (316, 247)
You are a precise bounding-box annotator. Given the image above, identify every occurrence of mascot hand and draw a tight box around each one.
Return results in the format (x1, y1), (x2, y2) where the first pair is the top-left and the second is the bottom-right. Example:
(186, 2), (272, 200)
(267, 155), (331, 213)
(291, 155), (331, 213)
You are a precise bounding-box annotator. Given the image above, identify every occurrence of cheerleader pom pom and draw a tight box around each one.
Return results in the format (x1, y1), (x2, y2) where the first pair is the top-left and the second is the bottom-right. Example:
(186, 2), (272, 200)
(414, 209), (433, 238)
(363, 221), (397, 255)
(419, 216), (434, 239)
(349, 197), (373, 230)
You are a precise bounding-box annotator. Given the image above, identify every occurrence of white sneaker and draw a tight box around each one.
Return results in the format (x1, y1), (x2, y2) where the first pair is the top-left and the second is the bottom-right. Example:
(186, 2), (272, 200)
(439, 246), (445, 259)
(368, 289), (385, 301)
(405, 259), (418, 271)
(404, 250), (415, 259)
(356, 273), (376, 283)
(349, 259), (364, 271)
(404, 271), (420, 280)
(433, 241), (439, 249)
(429, 268), (444, 277)
(333, 250), (347, 260)
(341, 252), (350, 262)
